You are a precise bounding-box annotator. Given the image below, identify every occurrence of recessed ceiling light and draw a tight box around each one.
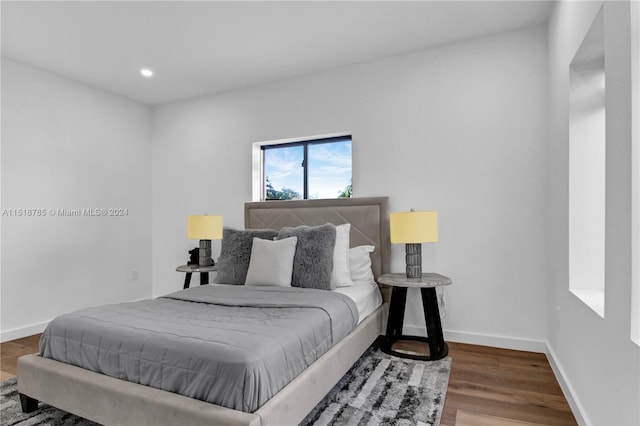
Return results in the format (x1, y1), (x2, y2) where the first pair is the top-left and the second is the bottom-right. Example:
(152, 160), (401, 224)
(140, 68), (154, 78)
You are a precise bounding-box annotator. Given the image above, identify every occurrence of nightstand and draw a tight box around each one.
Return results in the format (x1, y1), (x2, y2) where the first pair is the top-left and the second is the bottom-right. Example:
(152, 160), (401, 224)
(176, 264), (217, 289)
(377, 272), (451, 361)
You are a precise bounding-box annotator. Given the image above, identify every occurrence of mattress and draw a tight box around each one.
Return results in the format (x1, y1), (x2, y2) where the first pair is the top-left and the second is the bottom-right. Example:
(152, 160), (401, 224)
(39, 285), (358, 413)
(334, 280), (383, 324)
(213, 281), (383, 324)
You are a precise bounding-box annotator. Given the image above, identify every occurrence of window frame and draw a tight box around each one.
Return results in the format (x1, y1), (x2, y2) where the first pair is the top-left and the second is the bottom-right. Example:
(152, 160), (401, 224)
(252, 134), (352, 201)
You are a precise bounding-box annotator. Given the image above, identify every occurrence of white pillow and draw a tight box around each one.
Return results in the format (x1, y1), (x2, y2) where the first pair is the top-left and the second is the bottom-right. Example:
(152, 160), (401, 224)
(245, 236), (297, 287)
(349, 245), (375, 283)
(331, 223), (354, 288)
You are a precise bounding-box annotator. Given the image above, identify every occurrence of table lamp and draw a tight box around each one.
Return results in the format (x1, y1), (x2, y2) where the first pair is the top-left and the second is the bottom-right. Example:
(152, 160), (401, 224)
(390, 210), (438, 278)
(187, 215), (223, 266)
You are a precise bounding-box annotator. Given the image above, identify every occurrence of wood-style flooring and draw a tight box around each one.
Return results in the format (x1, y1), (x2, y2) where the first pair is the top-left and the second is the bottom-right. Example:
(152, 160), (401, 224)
(0, 334), (40, 381)
(440, 342), (577, 426)
(0, 335), (577, 425)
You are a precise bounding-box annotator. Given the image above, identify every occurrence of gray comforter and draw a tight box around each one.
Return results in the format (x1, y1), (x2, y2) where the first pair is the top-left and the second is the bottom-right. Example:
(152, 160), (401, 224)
(39, 285), (358, 412)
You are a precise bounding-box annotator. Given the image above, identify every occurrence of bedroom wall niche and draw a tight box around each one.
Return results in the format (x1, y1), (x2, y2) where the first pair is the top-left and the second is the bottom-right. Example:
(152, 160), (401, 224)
(568, 6), (606, 317)
(549, 1), (638, 424)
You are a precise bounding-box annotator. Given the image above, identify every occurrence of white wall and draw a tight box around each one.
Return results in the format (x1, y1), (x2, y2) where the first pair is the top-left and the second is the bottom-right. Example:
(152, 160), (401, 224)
(152, 25), (550, 348)
(547, 1), (640, 425)
(1, 59), (153, 341)
(631, 0), (640, 347)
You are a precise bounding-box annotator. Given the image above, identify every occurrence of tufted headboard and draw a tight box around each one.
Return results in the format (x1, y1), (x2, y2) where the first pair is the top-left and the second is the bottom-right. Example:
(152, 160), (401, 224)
(244, 197), (391, 286)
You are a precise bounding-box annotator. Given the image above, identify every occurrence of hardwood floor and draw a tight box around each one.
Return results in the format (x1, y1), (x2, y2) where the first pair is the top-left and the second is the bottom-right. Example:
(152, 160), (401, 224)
(0, 334), (40, 380)
(0, 335), (577, 425)
(440, 342), (577, 426)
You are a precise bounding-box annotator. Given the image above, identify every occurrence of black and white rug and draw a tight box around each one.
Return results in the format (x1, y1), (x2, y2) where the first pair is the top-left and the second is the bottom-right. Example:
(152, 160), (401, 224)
(0, 348), (451, 426)
(300, 347), (451, 426)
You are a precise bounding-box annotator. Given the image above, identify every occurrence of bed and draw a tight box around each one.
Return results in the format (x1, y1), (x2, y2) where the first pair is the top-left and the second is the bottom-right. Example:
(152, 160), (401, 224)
(17, 196), (391, 426)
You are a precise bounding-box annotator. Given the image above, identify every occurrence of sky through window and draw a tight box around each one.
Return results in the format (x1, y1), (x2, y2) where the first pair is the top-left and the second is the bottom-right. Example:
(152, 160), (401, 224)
(264, 138), (351, 199)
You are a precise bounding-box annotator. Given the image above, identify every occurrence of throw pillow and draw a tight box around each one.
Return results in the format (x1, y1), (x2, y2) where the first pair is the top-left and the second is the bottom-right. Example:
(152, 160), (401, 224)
(349, 245), (376, 283)
(331, 223), (354, 287)
(277, 223), (336, 290)
(214, 227), (278, 284)
(245, 237), (297, 287)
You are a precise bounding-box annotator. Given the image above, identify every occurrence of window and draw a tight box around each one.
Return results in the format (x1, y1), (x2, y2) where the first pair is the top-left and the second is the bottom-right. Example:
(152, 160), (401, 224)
(256, 135), (352, 201)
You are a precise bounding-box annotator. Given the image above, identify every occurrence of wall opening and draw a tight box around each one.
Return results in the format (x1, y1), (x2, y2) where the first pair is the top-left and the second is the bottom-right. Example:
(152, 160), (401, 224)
(569, 6), (606, 317)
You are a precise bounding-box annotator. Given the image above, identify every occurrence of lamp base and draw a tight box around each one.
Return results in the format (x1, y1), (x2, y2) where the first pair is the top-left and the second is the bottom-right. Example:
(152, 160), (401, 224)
(199, 239), (213, 266)
(405, 243), (422, 278)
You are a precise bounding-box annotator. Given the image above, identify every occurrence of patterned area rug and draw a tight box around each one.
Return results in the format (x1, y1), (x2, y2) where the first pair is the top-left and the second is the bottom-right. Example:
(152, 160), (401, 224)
(300, 347), (451, 426)
(0, 347), (451, 426)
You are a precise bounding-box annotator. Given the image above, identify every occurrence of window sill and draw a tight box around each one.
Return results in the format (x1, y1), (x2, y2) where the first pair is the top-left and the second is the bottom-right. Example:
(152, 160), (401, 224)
(570, 289), (605, 318)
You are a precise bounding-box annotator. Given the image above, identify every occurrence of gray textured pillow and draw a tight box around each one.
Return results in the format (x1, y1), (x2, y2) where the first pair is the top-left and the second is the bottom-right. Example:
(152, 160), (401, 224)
(277, 223), (337, 290)
(214, 227), (278, 285)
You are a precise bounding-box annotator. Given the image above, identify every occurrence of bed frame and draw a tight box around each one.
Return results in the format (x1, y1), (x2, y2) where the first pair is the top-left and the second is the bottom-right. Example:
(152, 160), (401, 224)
(17, 196), (390, 426)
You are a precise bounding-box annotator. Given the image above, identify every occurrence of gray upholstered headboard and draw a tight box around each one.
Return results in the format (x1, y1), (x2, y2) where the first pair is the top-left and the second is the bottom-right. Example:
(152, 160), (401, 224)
(244, 197), (391, 281)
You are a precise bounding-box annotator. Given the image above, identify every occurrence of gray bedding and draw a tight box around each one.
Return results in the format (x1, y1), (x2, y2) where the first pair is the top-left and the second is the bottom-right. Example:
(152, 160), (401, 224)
(39, 285), (358, 412)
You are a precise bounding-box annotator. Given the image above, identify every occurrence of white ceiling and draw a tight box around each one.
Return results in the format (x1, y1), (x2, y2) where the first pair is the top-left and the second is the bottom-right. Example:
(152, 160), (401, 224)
(1, 1), (553, 105)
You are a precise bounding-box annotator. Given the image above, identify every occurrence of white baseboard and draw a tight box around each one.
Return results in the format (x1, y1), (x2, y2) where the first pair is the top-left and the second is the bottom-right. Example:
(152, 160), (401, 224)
(402, 324), (548, 353)
(442, 328), (548, 353)
(1, 321), (49, 343)
(545, 344), (590, 426)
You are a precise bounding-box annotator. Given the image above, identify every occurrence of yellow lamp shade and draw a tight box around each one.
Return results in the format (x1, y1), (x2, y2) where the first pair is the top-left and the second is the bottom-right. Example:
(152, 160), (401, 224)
(390, 210), (438, 244)
(187, 215), (223, 240)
